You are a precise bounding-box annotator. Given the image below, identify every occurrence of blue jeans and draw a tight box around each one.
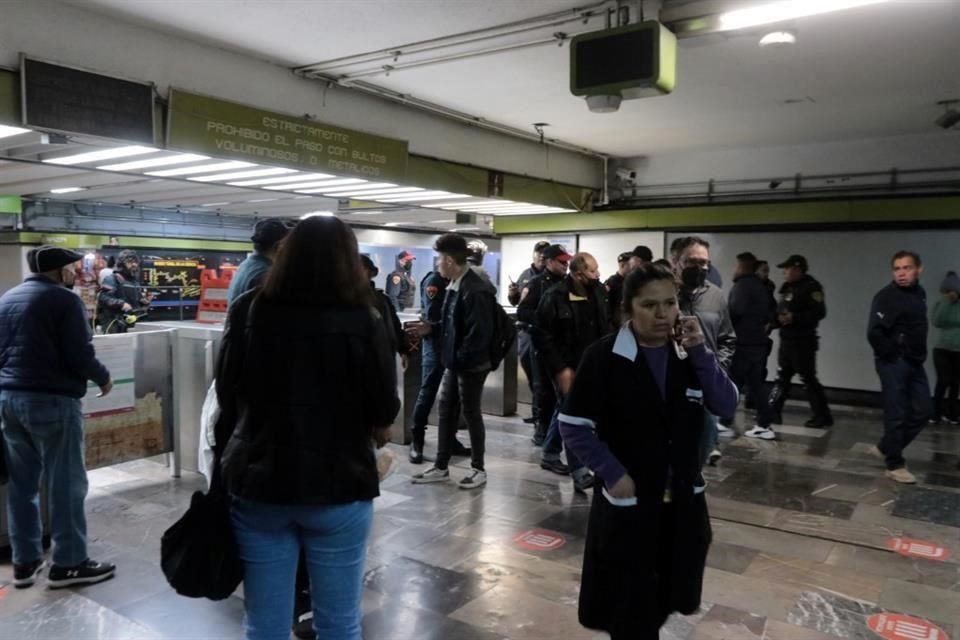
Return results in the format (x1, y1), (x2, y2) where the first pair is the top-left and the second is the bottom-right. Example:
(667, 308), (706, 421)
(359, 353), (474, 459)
(231, 498), (373, 640)
(699, 412), (719, 467)
(542, 389), (584, 476)
(0, 390), (88, 567)
(411, 338), (443, 430)
(876, 358), (932, 470)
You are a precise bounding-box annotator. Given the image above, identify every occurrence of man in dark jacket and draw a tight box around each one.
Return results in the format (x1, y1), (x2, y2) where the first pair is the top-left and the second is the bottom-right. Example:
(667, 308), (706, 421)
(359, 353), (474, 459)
(411, 234), (496, 489)
(533, 252), (606, 492)
(227, 218), (292, 305)
(867, 251), (932, 484)
(386, 250), (417, 311)
(509, 241), (550, 425)
(768, 255), (833, 428)
(605, 251), (634, 332)
(728, 252), (777, 440)
(0, 246), (116, 589)
(361, 254), (409, 365)
(96, 249), (152, 333)
(517, 244), (571, 445)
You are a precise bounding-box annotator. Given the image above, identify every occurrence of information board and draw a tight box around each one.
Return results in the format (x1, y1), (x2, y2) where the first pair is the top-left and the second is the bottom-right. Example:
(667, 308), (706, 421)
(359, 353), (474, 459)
(21, 56), (155, 143)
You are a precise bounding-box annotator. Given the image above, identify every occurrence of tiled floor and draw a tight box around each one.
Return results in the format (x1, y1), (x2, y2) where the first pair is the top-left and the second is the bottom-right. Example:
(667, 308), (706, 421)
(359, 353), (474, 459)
(1, 402), (959, 639)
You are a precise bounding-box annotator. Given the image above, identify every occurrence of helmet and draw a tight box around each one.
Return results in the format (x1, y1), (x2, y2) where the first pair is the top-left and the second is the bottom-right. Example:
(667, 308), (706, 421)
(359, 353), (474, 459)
(466, 240), (488, 266)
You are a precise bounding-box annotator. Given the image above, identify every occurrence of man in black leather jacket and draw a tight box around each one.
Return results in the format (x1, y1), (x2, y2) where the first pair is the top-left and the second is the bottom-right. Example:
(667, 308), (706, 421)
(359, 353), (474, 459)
(411, 234), (497, 490)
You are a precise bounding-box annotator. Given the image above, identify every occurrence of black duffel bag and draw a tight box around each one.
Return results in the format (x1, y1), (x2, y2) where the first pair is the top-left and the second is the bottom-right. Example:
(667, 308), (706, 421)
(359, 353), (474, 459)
(160, 451), (243, 600)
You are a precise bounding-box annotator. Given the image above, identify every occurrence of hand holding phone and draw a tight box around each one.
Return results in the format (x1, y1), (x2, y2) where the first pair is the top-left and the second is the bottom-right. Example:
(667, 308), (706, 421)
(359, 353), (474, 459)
(677, 315), (704, 349)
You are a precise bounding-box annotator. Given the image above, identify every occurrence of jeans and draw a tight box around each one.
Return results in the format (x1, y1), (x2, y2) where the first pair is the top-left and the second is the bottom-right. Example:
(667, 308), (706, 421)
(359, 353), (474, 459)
(699, 412), (719, 467)
(411, 338), (444, 430)
(518, 331), (539, 422)
(875, 358), (933, 470)
(768, 338), (832, 420)
(435, 367), (489, 471)
(231, 498), (373, 640)
(932, 348), (960, 420)
(0, 390), (88, 567)
(541, 388), (584, 475)
(730, 345), (772, 427)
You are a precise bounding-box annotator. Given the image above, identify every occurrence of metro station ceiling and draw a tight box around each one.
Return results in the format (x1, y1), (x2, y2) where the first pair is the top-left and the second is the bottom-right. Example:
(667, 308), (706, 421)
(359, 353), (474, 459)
(59, 0), (960, 157)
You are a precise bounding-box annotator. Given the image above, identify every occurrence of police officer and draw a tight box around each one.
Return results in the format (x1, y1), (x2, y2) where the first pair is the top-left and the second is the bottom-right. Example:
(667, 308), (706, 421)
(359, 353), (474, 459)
(508, 241), (550, 306)
(386, 250), (417, 311)
(517, 244), (571, 445)
(97, 249), (152, 333)
(509, 240), (549, 424)
(768, 255), (834, 428)
(605, 251), (634, 332)
(467, 239), (496, 292)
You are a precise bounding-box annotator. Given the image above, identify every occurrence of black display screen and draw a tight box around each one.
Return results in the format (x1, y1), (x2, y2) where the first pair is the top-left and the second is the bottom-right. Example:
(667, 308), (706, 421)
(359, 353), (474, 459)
(574, 29), (655, 90)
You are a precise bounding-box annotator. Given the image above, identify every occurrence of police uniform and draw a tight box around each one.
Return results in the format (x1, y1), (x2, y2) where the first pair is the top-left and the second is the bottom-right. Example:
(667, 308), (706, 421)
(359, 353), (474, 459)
(768, 256), (833, 427)
(408, 271), (450, 460)
(386, 251), (417, 311)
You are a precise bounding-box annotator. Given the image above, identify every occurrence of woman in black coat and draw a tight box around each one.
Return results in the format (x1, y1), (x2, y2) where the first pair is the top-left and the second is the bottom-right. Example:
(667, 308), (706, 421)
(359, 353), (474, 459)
(559, 264), (738, 639)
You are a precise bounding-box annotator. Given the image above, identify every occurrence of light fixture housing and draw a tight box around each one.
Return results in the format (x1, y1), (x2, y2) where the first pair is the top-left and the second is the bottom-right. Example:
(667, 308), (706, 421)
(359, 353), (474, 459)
(44, 145), (159, 165)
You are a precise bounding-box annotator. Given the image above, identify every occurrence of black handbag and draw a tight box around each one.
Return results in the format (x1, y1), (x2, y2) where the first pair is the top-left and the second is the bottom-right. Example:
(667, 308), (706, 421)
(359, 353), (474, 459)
(160, 441), (243, 600)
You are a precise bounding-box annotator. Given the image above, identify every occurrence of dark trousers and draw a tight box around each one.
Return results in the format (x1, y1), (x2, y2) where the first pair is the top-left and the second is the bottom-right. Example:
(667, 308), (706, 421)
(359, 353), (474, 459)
(435, 368), (489, 471)
(768, 338), (832, 420)
(411, 339), (444, 432)
(730, 345), (772, 427)
(932, 348), (960, 420)
(518, 331), (539, 422)
(534, 354), (557, 437)
(876, 358), (933, 470)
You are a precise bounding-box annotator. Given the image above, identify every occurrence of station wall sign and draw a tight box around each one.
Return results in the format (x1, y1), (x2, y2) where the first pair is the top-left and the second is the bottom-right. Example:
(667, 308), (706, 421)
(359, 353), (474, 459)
(20, 56), (155, 144)
(166, 89), (409, 182)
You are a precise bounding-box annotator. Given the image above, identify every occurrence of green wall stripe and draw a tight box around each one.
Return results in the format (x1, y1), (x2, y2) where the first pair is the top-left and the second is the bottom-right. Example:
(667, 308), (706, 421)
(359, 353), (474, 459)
(493, 196), (960, 234)
(5, 231), (251, 252)
(0, 195), (21, 215)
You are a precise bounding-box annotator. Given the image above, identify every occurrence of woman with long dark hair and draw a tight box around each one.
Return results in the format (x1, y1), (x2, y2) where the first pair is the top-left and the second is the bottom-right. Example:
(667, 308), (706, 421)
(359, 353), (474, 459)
(214, 215), (399, 640)
(559, 264), (738, 639)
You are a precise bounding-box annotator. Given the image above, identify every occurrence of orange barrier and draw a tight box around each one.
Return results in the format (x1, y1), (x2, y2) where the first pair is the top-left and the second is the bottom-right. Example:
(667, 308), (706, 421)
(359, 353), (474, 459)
(196, 269), (234, 323)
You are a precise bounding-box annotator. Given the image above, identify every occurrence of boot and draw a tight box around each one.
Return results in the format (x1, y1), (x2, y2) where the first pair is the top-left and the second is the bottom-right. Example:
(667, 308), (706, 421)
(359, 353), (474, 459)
(806, 382), (833, 428)
(409, 427), (426, 464)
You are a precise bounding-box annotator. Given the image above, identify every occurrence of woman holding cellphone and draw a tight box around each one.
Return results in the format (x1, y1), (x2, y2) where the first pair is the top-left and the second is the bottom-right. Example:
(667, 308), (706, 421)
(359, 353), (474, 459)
(559, 263), (738, 640)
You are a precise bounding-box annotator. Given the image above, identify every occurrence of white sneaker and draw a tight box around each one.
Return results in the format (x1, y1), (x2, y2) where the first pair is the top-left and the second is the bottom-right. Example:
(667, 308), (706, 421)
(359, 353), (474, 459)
(411, 467), (450, 484)
(459, 469), (487, 490)
(717, 424), (735, 437)
(885, 468), (917, 484)
(708, 449), (722, 466)
(745, 426), (776, 440)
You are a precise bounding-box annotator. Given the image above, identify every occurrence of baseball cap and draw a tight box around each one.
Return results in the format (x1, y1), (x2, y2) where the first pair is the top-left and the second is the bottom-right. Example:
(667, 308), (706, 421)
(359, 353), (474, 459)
(397, 250), (416, 262)
(251, 218), (293, 249)
(631, 245), (653, 262)
(26, 246), (83, 274)
(777, 254), (808, 271)
(542, 244), (572, 263)
(617, 251), (633, 264)
(534, 240), (551, 254)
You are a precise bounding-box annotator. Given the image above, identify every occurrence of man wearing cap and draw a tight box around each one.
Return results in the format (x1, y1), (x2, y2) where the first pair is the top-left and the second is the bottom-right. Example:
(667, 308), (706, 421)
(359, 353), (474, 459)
(97, 249), (152, 333)
(628, 244), (653, 271)
(386, 250), (417, 311)
(0, 247), (116, 589)
(768, 255), (833, 428)
(605, 251), (635, 332)
(509, 240), (549, 425)
(517, 244), (572, 445)
(227, 218), (292, 305)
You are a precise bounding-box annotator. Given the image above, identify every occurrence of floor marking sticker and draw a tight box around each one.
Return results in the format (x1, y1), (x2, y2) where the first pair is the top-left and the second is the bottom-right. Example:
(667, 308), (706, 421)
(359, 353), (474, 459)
(868, 613), (949, 640)
(886, 538), (951, 561)
(513, 528), (567, 552)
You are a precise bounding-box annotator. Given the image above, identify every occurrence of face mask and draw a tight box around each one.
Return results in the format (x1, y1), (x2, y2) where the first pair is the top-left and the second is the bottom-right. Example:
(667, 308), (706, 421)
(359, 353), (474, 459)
(59, 267), (75, 289)
(681, 266), (706, 290)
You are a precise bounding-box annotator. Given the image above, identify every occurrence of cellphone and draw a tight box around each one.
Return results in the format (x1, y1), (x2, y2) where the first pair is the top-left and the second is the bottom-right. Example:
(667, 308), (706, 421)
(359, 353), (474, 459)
(673, 315), (698, 360)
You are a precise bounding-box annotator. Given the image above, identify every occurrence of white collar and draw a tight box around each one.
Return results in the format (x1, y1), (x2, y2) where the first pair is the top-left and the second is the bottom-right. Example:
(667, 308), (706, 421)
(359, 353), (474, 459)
(447, 268), (468, 292)
(612, 323), (638, 361)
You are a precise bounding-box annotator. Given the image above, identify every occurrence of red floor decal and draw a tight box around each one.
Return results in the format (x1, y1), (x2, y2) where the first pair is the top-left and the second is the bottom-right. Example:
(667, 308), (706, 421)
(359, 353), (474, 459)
(513, 528), (567, 552)
(868, 614), (949, 640)
(886, 537), (951, 561)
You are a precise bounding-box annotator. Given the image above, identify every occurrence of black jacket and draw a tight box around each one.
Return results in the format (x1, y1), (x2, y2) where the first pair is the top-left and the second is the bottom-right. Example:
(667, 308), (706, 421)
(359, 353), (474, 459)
(516, 269), (563, 326)
(439, 268), (497, 372)
(532, 276), (608, 378)
(371, 283), (409, 356)
(604, 272), (626, 332)
(215, 290), (400, 505)
(561, 334), (712, 636)
(867, 282), (928, 364)
(419, 271), (448, 345)
(776, 274), (826, 341)
(97, 270), (146, 332)
(728, 273), (776, 347)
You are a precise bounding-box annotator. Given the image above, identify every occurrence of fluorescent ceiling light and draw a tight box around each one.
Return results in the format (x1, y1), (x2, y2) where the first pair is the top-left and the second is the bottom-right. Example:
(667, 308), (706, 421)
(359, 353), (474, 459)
(316, 182), (398, 195)
(49, 187), (87, 194)
(147, 160), (256, 177)
(0, 125), (31, 139)
(248, 198), (278, 203)
(759, 31), (797, 46)
(228, 172), (334, 187)
(373, 191), (466, 203)
(450, 227), (479, 232)
(273, 178), (368, 191)
(346, 210), (384, 215)
(328, 187), (424, 198)
(189, 167), (296, 182)
(300, 211), (336, 219)
(718, 0), (888, 32)
(45, 145), (159, 166)
(384, 222), (404, 227)
(97, 153), (210, 171)
(424, 200), (513, 209)
(201, 202), (231, 207)
(430, 219), (455, 224)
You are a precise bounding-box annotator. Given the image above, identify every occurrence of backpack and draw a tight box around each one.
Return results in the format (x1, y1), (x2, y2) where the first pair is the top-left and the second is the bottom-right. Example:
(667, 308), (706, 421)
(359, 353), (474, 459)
(489, 298), (517, 371)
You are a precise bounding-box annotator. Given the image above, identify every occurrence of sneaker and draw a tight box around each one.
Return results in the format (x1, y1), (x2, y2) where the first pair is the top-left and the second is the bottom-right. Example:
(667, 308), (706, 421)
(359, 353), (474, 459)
(13, 559), (46, 588)
(885, 468), (917, 484)
(717, 424), (735, 438)
(745, 425), (776, 441)
(573, 472), (595, 494)
(522, 416), (537, 424)
(411, 467), (450, 484)
(867, 445), (885, 460)
(708, 449), (722, 466)
(451, 439), (472, 458)
(805, 416), (834, 428)
(459, 469), (487, 490)
(946, 416), (960, 425)
(540, 459), (570, 475)
(47, 559), (115, 589)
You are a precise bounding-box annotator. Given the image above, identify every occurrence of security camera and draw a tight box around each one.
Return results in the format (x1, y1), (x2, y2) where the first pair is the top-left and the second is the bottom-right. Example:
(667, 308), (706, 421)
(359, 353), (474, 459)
(616, 168), (638, 183)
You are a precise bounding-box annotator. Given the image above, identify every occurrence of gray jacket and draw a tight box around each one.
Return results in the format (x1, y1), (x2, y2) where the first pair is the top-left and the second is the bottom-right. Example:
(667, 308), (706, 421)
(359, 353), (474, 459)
(680, 282), (736, 370)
